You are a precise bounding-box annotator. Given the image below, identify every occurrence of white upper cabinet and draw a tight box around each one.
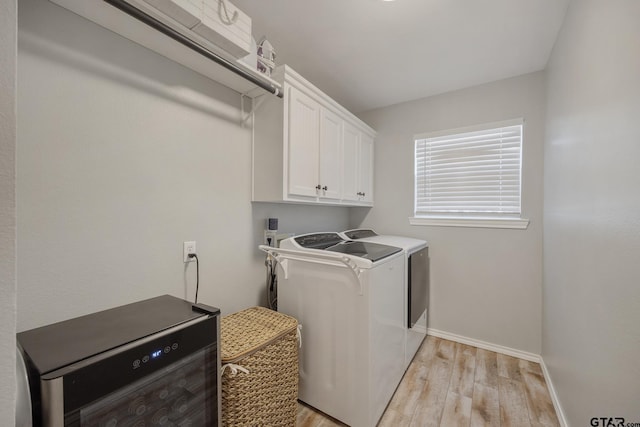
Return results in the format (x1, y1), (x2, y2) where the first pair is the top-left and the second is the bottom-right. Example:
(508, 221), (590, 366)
(287, 87), (321, 198)
(342, 122), (360, 202)
(318, 108), (343, 201)
(252, 66), (375, 206)
(359, 133), (374, 204)
(342, 123), (374, 204)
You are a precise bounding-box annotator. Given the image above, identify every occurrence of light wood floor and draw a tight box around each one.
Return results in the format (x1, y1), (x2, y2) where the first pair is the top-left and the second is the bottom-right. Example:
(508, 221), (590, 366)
(296, 336), (560, 427)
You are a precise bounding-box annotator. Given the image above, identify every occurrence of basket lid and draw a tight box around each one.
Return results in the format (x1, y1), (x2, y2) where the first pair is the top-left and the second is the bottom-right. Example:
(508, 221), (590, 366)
(220, 306), (298, 362)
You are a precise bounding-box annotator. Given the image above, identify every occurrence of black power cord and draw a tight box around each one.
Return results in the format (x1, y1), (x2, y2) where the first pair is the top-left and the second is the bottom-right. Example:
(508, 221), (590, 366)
(265, 255), (277, 310)
(188, 253), (199, 304)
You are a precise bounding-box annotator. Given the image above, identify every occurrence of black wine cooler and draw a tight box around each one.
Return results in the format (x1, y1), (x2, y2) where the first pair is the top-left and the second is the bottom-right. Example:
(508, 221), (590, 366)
(17, 295), (221, 427)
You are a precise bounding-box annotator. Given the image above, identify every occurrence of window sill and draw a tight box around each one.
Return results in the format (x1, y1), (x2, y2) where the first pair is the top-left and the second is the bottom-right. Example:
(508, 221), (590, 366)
(409, 216), (530, 229)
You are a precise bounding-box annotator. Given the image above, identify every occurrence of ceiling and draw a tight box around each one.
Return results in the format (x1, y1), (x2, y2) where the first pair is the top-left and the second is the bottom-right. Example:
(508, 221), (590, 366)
(232, 0), (570, 113)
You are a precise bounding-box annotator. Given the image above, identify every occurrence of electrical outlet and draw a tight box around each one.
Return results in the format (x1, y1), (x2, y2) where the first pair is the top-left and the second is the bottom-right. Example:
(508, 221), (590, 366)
(183, 241), (196, 262)
(264, 230), (277, 247)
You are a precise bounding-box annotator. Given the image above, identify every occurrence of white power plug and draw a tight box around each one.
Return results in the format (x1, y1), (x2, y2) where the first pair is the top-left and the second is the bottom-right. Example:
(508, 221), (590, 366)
(264, 230), (277, 247)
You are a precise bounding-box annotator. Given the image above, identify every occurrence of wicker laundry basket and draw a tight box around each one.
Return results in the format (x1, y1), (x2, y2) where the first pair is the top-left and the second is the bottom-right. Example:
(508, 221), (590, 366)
(220, 306), (299, 427)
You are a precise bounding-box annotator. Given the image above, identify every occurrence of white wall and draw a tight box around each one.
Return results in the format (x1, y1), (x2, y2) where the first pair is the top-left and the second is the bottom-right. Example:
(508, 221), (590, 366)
(355, 72), (545, 354)
(17, 0), (349, 331)
(543, 0), (640, 424)
(0, 0), (17, 423)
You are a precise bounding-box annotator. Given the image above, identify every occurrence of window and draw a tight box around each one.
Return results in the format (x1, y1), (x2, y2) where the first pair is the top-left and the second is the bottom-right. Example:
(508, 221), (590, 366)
(411, 119), (529, 229)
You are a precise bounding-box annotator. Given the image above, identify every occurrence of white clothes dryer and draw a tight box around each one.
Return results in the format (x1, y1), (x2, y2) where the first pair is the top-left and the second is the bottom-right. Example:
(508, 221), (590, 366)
(341, 229), (429, 369)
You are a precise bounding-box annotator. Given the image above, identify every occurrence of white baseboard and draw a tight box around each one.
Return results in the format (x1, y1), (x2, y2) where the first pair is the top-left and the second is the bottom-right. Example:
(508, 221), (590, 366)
(427, 328), (540, 362)
(539, 358), (569, 427)
(426, 328), (568, 427)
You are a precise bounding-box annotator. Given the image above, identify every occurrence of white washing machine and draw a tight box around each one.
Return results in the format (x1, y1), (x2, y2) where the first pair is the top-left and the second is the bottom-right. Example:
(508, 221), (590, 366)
(260, 233), (405, 427)
(341, 229), (429, 369)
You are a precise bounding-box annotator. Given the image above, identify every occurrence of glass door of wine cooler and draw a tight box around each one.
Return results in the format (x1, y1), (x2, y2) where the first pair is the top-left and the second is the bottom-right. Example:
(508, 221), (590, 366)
(79, 344), (217, 427)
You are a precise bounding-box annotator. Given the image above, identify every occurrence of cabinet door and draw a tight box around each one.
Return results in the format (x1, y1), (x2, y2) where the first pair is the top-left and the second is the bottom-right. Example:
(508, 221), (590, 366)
(319, 108), (343, 200)
(358, 133), (374, 203)
(287, 86), (320, 198)
(342, 122), (360, 201)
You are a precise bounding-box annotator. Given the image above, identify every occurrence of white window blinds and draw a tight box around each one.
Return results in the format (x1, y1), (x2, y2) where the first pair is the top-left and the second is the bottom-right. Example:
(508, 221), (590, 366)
(414, 119), (523, 217)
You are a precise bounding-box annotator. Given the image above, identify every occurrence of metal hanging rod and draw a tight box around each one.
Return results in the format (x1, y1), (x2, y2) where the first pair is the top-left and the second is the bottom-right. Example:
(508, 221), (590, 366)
(103, 0), (283, 98)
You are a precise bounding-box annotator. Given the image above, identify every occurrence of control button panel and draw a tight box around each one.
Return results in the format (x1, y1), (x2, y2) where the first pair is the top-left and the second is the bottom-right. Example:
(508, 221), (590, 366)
(132, 342), (180, 369)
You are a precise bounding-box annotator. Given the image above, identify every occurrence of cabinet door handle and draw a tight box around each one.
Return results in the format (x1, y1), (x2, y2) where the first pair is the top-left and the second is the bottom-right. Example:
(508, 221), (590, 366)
(315, 185), (321, 190)
(322, 186), (328, 191)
